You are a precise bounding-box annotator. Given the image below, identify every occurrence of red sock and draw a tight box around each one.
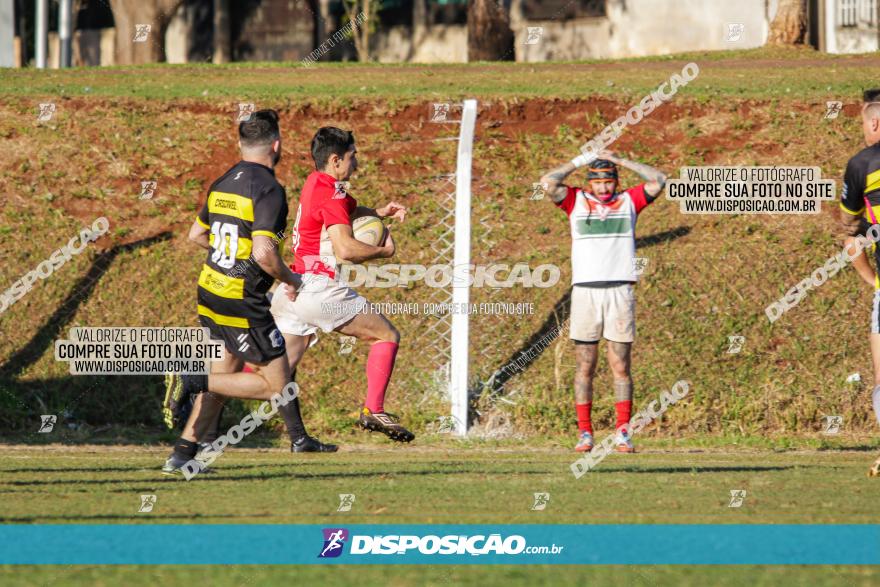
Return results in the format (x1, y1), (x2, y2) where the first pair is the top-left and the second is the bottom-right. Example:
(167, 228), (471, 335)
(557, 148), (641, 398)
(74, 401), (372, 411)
(576, 402), (593, 433)
(615, 400), (633, 430)
(365, 341), (398, 413)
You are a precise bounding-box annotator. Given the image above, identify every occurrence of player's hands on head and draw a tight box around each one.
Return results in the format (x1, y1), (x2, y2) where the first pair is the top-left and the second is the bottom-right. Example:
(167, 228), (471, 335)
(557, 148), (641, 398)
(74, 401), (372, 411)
(598, 149), (618, 162)
(377, 202), (407, 222)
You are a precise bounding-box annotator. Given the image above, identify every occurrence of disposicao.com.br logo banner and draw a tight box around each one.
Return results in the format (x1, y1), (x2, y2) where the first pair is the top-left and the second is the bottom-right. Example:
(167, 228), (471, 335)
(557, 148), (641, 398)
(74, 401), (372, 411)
(1, 524), (878, 565)
(317, 527), (563, 560)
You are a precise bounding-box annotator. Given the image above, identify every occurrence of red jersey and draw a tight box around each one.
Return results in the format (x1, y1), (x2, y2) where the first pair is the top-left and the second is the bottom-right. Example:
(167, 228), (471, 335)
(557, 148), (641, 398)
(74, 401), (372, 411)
(555, 184), (651, 285)
(291, 171), (357, 277)
(555, 183), (650, 216)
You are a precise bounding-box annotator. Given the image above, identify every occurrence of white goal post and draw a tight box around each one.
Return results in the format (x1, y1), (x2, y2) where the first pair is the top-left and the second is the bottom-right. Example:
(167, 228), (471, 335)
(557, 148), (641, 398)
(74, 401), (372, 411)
(450, 99), (477, 436)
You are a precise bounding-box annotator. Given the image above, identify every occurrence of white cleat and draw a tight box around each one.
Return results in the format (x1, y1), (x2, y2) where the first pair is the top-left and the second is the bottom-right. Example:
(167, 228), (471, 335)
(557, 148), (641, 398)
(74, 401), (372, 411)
(615, 429), (635, 453)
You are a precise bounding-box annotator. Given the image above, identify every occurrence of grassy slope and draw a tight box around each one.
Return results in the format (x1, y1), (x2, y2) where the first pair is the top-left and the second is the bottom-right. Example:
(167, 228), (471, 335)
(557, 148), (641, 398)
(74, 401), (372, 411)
(0, 47), (875, 101)
(1, 49), (880, 440)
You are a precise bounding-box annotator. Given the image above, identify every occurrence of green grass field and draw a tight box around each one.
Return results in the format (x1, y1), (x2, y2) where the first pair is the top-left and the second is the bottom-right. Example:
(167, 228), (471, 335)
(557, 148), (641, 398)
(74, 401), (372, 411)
(3, 564), (878, 587)
(1, 444), (880, 585)
(3, 444), (880, 525)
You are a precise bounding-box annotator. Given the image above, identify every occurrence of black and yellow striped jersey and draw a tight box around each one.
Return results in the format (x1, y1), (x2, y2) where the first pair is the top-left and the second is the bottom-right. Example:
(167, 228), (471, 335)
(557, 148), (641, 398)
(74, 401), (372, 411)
(195, 161), (288, 328)
(840, 142), (880, 288)
(840, 142), (880, 222)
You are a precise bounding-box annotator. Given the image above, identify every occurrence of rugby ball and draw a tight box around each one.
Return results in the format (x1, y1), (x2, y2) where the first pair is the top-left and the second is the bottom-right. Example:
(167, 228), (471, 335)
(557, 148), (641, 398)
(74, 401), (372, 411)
(352, 215), (387, 246)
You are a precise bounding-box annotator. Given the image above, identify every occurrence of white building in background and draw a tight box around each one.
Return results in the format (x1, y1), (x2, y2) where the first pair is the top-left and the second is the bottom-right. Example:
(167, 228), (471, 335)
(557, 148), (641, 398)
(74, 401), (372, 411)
(387, 0), (878, 61)
(374, 0), (783, 63)
(3, 0), (878, 67)
(512, 0), (777, 61)
(376, 0), (876, 62)
(511, 0), (877, 61)
(824, 0), (879, 53)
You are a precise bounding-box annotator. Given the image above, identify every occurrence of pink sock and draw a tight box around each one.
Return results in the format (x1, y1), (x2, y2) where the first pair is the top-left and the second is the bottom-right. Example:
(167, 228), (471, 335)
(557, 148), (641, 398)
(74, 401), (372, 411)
(365, 341), (398, 413)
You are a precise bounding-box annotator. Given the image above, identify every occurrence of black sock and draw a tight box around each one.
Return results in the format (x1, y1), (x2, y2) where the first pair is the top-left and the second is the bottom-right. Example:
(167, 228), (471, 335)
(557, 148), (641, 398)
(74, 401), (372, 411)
(279, 398), (308, 442)
(173, 438), (198, 460)
(183, 373), (208, 395)
(201, 404), (224, 445)
(278, 369), (307, 442)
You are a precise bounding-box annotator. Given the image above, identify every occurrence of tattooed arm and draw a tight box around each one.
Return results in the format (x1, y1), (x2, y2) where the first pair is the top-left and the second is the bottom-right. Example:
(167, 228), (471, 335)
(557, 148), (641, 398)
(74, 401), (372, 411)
(539, 161), (579, 204)
(600, 150), (667, 198)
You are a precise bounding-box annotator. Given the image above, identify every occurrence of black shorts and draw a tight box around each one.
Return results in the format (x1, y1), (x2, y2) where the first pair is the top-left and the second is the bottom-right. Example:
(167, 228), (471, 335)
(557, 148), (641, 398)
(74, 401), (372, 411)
(199, 315), (286, 364)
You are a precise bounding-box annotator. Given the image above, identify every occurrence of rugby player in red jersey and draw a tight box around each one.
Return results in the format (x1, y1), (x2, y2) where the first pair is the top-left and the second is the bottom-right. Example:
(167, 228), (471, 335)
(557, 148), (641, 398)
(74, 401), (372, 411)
(539, 149), (667, 453)
(270, 126), (414, 442)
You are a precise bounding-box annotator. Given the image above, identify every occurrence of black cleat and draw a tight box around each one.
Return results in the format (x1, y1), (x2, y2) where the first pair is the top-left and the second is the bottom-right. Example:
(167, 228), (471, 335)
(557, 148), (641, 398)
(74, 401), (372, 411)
(194, 442), (221, 471)
(292, 435), (339, 453)
(161, 452), (193, 477)
(161, 448), (216, 478)
(358, 408), (415, 443)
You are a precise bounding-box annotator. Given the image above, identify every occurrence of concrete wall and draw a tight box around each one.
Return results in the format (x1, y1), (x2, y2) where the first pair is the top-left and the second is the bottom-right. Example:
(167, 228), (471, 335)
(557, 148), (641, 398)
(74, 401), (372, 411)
(36, 0), (799, 67)
(828, 0), (879, 53)
(166, 4), (189, 65)
(47, 28), (115, 67)
(834, 26), (879, 52)
(125, 0), (314, 64)
(0, 0), (14, 67)
(514, 0), (777, 62)
(373, 0), (778, 63)
(374, 25), (468, 63)
(231, 1), (314, 61)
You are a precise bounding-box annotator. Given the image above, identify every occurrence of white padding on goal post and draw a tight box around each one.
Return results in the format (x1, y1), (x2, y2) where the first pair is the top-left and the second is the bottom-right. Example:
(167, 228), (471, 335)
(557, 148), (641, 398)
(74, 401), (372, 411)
(450, 99), (477, 436)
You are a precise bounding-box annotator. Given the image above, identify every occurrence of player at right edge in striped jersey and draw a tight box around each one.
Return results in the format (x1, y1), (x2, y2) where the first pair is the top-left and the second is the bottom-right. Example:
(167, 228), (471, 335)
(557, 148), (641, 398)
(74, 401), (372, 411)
(539, 149), (667, 453)
(837, 88), (880, 478)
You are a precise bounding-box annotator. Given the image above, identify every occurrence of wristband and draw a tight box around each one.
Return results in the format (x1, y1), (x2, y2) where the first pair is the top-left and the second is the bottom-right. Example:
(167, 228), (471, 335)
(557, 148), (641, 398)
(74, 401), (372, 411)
(571, 152), (597, 168)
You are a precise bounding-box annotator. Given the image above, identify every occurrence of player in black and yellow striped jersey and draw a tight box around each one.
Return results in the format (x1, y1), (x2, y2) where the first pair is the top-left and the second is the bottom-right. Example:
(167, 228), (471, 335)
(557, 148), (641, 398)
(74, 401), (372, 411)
(838, 89), (880, 477)
(162, 110), (335, 475)
(195, 164), (289, 341)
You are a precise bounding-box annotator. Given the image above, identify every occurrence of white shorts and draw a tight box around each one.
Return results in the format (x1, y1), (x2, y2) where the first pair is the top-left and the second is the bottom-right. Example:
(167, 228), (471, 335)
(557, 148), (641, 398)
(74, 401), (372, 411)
(270, 280), (368, 337)
(570, 283), (636, 343)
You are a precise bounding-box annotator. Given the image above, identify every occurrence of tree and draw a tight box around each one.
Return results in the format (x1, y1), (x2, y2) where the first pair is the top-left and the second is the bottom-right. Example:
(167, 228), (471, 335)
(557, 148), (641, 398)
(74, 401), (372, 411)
(413, 0), (427, 48)
(767, 0), (807, 45)
(343, 0), (378, 62)
(109, 0), (185, 64)
(315, 0), (332, 49)
(467, 0), (513, 61)
(212, 0), (230, 64)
